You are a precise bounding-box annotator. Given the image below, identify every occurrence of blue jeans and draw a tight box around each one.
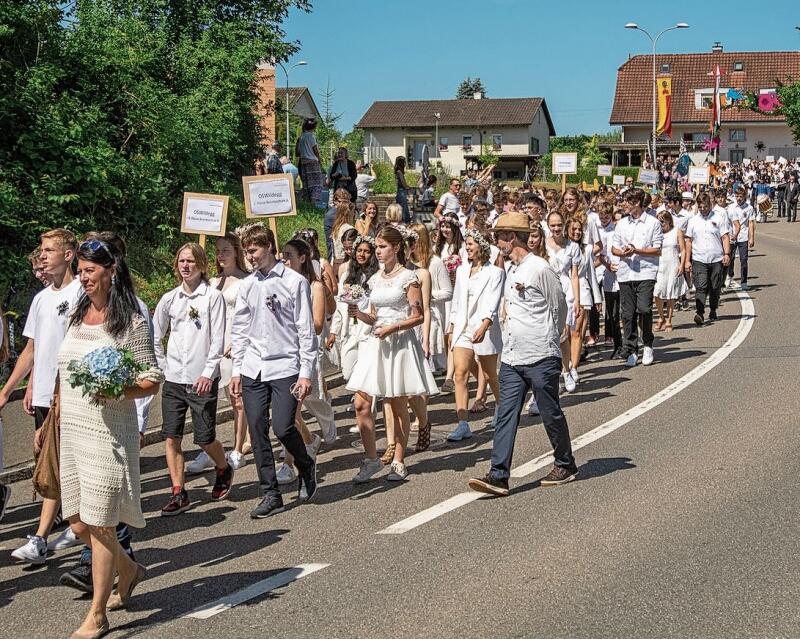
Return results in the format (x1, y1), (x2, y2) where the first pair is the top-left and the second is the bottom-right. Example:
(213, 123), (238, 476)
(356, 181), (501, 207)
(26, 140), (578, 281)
(489, 357), (575, 480)
(396, 188), (411, 224)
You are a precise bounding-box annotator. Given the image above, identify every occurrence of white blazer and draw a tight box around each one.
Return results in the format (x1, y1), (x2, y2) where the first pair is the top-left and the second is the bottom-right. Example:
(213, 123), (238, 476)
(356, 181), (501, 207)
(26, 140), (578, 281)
(449, 263), (505, 342)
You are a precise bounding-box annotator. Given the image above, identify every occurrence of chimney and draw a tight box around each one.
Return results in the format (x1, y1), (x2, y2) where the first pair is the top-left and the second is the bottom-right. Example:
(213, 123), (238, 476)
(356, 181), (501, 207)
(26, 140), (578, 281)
(473, 92), (482, 100)
(711, 42), (723, 53)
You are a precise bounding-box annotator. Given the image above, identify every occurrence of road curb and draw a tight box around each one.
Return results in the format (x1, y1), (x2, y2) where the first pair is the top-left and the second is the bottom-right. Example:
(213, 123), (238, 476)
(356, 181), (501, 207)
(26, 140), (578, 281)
(0, 372), (345, 486)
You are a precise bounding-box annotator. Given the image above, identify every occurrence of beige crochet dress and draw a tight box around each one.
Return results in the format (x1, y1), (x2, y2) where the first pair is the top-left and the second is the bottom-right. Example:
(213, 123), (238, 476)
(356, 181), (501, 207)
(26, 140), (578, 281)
(58, 315), (162, 528)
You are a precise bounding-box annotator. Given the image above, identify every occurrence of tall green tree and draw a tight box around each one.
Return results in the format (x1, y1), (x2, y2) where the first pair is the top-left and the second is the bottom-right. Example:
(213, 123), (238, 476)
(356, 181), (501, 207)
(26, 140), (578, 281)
(456, 77), (487, 99)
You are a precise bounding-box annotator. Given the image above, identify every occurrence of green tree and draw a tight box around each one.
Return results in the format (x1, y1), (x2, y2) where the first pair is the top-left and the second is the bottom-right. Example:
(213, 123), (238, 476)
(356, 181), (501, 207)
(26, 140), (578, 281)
(456, 77), (487, 99)
(778, 83), (800, 145)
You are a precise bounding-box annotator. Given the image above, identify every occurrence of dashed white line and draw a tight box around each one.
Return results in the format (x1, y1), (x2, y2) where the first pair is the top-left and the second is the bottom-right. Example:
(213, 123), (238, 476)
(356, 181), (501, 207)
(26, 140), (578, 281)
(378, 292), (755, 535)
(184, 563), (330, 619)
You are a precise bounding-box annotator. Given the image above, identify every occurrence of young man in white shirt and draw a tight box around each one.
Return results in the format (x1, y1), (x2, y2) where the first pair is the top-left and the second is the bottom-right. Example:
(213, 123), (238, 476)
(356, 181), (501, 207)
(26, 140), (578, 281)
(0, 229), (82, 564)
(154, 244), (231, 516)
(685, 192), (731, 325)
(595, 202), (623, 357)
(726, 185), (756, 290)
(433, 178), (462, 222)
(612, 188), (663, 367)
(468, 212), (577, 496)
(230, 223), (318, 519)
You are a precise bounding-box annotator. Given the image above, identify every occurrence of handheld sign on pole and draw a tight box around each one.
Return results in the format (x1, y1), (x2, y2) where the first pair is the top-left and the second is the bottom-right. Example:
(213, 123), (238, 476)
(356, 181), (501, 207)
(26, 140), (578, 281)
(597, 164), (612, 177)
(181, 192), (230, 249)
(242, 173), (298, 251)
(552, 152), (578, 194)
(637, 168), (659, 186)
(612, 174), (626, 186)
(688, 166), (710, 185)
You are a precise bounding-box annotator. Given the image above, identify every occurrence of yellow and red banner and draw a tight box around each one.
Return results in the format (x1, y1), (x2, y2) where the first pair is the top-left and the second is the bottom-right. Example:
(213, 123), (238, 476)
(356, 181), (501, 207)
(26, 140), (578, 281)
(656, 77), (672, 138)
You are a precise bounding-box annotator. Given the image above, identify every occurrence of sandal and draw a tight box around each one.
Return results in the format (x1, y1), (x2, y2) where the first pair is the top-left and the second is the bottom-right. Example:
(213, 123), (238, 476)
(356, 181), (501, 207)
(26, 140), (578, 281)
(380, 443), (396, 465)
(665, 321), (673, 332)
(654, 319), (665, 332)
(415, 422), (432, 453)
(469, 399), (487, 413)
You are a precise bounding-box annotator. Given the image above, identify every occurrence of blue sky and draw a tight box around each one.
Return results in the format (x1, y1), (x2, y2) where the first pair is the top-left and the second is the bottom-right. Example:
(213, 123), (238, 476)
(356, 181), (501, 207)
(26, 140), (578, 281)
(284, 0), (800, 136)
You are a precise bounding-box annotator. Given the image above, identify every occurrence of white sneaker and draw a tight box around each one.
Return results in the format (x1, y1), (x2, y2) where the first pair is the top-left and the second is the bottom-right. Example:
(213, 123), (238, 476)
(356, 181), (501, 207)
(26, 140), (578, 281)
(12, 535), (47, 564)
(563, 371), (576, 393)
(348, 425), (360, 434)
(47, 526), (81, 552)
(352, 457), (383, 484)
(186, 451), (215, 475)
(642, 346), (654, 366)
(387, 461), (408, 481)
(306, 434), (322, 460)
(728, 280), (740, 290)
(724, 277), (732, 290)
(570, 368), (580, 384)
(526, 394), (540, 416)
(276, 463), (297, 485)
(625, 353), (638, 368)
(226, 450), (246, 471)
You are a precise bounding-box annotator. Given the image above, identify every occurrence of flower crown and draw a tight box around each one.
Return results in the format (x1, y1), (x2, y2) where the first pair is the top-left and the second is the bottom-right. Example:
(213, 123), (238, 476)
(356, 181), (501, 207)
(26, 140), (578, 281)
(353, 234), (375, 247)
(398, 225), (419, 243)
(465, 228), (491, 253)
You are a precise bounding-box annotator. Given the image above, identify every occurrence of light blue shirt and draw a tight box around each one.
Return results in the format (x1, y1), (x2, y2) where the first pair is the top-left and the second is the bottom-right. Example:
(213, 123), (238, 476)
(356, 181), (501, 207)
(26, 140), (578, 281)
(283, 162), (299, 183)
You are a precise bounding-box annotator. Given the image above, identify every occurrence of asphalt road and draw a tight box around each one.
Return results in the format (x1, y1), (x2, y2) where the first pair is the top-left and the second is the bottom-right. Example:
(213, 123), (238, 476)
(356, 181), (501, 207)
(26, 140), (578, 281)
(0, 221), (795, 639)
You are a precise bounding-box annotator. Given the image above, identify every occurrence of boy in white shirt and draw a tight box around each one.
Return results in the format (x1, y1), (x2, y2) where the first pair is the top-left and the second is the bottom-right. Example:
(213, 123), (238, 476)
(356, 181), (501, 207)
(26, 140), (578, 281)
(154, 243), (231, 516)
(0, 229), (82, 564)
(726, 185), (756, 290)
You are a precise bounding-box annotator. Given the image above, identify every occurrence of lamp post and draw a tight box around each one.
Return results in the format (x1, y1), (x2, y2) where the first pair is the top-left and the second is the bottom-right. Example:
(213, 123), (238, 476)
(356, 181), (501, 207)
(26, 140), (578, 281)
(434, 112), (441, 158)
(276, 60), (307, 157)
(625, 22), (689, 168)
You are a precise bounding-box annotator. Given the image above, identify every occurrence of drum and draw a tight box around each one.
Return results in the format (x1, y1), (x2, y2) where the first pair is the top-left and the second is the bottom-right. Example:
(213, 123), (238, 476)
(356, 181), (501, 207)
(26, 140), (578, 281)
(757, 194), (773, 214)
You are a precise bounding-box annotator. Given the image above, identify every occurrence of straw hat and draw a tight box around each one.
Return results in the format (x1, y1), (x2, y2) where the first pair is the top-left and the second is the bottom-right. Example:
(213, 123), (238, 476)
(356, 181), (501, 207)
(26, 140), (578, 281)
(492, 211), (531, 232)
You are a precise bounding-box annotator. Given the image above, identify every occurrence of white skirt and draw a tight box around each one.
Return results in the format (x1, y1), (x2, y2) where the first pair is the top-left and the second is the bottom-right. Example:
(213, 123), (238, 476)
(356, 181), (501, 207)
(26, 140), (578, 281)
(347, 329), (439, 398)
(452, 321), (502, 356)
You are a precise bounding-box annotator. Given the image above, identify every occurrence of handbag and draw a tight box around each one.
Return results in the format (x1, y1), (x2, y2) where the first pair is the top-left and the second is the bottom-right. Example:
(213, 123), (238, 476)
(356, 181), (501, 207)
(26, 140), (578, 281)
(32, 380), (61, 500)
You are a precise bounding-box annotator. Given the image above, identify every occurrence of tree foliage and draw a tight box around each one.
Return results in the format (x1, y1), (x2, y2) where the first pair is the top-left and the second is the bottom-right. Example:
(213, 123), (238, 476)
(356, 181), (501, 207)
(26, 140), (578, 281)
(0, 0), (309, 305)
(456, 77), (487, 99)
(778, 83), (800, 145)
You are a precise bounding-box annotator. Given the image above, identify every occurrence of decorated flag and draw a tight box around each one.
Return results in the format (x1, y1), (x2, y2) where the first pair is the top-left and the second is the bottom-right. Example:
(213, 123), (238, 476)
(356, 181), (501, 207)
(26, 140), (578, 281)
(710, 64), (722, 131)
(656, 77), (672, 138)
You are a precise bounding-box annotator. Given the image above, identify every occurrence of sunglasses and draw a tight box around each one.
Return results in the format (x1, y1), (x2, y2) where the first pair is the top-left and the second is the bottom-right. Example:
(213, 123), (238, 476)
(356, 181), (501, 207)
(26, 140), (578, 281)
(79, 239), (113, 257)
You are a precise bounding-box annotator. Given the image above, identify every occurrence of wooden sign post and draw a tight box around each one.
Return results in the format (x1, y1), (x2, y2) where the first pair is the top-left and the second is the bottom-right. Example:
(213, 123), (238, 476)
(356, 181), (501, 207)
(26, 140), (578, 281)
(552, 152), (578, 193)
(242, 173), (298, 251)
(180, 192), (230, 249)
(597, 164), (612, 186)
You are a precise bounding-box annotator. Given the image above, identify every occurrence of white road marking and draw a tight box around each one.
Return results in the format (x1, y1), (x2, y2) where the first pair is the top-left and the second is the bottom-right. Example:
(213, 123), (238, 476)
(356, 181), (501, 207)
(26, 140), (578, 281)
(184, 563), (330, 619)
(378, 292), (755, 535)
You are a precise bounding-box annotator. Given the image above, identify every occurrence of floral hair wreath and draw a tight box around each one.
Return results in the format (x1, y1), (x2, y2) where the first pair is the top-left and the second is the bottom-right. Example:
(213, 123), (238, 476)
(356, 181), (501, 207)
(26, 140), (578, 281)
(353, 234), (375, 248)
(465, 228), (491, 253)
(397, 225), (419, 243)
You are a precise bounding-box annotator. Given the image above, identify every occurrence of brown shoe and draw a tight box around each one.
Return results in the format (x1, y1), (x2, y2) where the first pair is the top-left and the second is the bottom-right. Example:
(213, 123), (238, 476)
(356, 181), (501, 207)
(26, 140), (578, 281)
(540, 465), (578, 487)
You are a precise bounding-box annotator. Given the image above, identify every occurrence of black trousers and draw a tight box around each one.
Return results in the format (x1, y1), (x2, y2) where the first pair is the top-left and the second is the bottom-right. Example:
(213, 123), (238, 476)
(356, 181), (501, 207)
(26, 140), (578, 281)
(727, 241), (750, 283)
(604, 290), (622, 349)
(619, 280), (655, 355)
(787, 200), (798, 223)
(692, 260), (723, 316)
(241, 373), (313, 498)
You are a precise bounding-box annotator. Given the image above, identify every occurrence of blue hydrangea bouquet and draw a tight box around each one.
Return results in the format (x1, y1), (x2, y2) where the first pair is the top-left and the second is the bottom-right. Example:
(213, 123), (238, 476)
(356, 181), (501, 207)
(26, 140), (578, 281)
(67, 346), (145, 405)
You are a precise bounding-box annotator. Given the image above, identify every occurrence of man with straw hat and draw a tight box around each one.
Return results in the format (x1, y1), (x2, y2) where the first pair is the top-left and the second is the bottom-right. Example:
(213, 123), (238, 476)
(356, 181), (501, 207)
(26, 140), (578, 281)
(468, 212), (578, 496)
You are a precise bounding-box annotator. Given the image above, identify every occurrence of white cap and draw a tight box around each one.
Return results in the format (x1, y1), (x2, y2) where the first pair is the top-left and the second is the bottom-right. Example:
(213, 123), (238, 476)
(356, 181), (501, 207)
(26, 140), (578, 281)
(681, 191), (695, 201)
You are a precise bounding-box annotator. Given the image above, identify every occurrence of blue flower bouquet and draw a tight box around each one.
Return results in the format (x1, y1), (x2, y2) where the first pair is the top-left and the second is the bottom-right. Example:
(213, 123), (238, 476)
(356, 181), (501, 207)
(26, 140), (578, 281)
(67, 346), (145, 405)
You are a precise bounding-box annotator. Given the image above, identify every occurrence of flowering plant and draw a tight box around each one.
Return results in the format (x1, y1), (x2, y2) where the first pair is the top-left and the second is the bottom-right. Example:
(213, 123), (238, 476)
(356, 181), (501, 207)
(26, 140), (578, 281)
(341, 284), (366, 324)
(67, 346), (145, 406)
(443, 254), (462, 273)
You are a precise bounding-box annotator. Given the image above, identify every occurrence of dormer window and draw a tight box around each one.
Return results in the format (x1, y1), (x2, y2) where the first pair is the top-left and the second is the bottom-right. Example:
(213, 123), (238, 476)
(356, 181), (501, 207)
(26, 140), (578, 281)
(661, 63), (670, 73)
(733, 61), (744, 71)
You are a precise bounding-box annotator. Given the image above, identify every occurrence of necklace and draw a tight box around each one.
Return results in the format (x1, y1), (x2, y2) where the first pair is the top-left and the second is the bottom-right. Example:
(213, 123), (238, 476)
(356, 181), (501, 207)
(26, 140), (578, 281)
(382, 263), (402, 278)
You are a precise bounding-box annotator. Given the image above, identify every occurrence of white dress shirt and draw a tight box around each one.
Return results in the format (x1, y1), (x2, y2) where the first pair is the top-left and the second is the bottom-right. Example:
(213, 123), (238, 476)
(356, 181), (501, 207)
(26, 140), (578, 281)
(727, 202), (755, 242)
(153, 281), (226, 384)
(612, 213), (663, 282)
(685, 210), (731, 264)
(501, 253), (566, 367)
(231, 261), (317, 382)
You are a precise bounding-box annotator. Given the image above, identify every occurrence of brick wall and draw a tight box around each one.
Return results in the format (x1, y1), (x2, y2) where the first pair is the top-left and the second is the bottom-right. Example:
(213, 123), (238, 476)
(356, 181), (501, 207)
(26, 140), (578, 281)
(255, 63), (276, 148)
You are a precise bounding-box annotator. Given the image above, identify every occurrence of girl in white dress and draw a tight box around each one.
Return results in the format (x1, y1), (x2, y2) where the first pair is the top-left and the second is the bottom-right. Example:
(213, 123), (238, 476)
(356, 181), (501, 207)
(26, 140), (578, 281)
(447, 230), (505, 442)
(654, 211), (686, 332)
(545, 210), (581, 392)
(564, 218), (602, 385)
(209, 232), (250, 469)
(433, 217), (464, 393)
(331, 201), (356, 274)
(347, 226), (437, 483)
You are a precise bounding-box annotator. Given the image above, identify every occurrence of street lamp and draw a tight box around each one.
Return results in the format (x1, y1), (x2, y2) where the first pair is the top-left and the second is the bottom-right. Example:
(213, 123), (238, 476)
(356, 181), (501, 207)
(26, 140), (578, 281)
(434, 112), (441, 158)
(625, 22), (689, 167)
(276, 60), (307, 157)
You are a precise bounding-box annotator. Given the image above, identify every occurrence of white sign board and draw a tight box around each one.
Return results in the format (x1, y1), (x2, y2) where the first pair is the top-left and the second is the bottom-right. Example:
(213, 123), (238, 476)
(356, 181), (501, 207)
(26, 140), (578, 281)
(637, 168), (659, 185)
(765, 155), (775, 163)
(181, 193), (229, 237)
(612, 174), (626, 185)
(597, 164), (613, 177)
(552, 152), (578, 175)
(688, 166), (710, 185)
(242, 174), (297, 218)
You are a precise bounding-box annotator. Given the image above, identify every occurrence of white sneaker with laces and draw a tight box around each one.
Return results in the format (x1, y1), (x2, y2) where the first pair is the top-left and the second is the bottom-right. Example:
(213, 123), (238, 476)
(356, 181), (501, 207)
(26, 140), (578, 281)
(306, 434), (322, 460)
(563, 371), (576, 393)
(526, 394), (540, 416)
(728, 280), (740, 290)
(352, 457), (383, 484)
(12, 535), (47, 564)
(186, 451), (215, 475)
(570, 368), (580, 384)
(276, 463), (297, 485)
(387, 461), (408, 481)
(226, 450), (246, 470)
(47, 526), (81, 552)
(642, 347), (654, 366)
(625, 353), (638, 368)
